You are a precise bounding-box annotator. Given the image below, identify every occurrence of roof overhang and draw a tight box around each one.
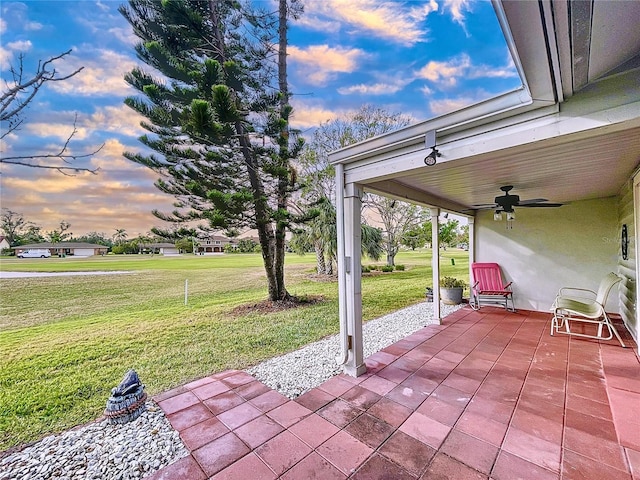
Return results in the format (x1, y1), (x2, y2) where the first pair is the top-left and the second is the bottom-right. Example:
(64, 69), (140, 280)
(329, 0), (640, 215)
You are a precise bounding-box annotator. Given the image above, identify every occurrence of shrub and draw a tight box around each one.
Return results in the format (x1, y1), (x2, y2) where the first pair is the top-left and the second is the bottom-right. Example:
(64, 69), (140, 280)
(368, 265), (378, 271)
(111, 245), (125, 255)
(362, 265), (371, 273)
(441, 276), (466, 288)
(395, 264), (405, 271)
(381, 265), (394, 272)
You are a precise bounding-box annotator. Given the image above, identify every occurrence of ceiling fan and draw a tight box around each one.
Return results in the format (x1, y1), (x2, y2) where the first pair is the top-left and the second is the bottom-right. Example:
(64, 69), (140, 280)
(472, 185), (563, 212)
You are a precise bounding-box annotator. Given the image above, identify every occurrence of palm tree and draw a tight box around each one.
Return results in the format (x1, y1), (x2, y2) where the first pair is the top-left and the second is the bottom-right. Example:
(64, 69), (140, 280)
(293, 197), (382, 275)
(113, 229), (127, 245)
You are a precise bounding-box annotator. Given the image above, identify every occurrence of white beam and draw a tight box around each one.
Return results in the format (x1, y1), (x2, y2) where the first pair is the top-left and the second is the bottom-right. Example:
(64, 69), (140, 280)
(328, 88), (533, 165)
(468, 216), (476, 306)
(431, 208), (442, 323)
(343, 183), (366, 377)
(363, 180), (471, 216)
(335, 164), (348, 366)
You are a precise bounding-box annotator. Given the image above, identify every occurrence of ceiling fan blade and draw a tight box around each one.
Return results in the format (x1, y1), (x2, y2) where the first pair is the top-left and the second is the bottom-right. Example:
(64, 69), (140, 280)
(470, 204), (498, 210)
(518, 203), (564, 207)
(517, 198), (548, 205)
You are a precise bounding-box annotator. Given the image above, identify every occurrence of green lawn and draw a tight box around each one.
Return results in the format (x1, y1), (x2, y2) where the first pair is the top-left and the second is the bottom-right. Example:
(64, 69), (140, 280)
(0, 250), (469, 451)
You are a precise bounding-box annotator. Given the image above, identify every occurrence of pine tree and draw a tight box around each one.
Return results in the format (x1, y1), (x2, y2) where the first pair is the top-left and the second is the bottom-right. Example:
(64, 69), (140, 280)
(120, 0), (304, 300)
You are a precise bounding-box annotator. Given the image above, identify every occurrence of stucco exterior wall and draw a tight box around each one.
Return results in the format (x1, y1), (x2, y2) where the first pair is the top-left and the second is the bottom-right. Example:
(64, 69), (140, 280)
(475, 197), (620, 312)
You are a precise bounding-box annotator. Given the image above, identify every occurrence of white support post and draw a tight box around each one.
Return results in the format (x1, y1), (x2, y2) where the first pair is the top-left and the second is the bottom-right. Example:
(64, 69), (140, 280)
(335, 164), (349, 366)
(431, 208), (441, 323)
(468, 215), (476, 280)
(343, 182), (366, 377)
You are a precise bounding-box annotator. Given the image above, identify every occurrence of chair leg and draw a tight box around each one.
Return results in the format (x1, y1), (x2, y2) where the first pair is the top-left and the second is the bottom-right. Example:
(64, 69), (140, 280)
(604, 313), (627, 348)
(470, 293), (479, 310)
(507, 295), (515, 312)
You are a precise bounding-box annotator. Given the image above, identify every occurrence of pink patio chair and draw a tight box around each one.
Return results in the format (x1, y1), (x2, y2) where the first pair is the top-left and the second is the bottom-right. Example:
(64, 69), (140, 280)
(471, 263), (515, 312)
(551, 272), (626, 347)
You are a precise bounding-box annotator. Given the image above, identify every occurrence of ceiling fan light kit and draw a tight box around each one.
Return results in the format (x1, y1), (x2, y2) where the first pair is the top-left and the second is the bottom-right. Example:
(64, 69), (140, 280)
(474, 186), (562, 229)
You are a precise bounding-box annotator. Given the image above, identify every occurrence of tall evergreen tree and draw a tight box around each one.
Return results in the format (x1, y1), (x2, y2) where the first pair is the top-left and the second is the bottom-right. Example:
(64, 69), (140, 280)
(120, 0), (304, 301)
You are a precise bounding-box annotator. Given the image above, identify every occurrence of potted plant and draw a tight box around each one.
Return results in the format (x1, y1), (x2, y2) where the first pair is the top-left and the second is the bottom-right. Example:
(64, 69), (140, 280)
(440, 276), (466, 305)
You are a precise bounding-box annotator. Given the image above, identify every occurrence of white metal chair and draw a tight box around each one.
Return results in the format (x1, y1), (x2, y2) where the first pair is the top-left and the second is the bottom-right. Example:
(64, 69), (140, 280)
(551, 272), (626, 347)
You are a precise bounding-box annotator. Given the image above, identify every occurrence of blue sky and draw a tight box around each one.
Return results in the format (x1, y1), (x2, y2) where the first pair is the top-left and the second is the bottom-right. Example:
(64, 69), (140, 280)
(1, 0), (521, 237)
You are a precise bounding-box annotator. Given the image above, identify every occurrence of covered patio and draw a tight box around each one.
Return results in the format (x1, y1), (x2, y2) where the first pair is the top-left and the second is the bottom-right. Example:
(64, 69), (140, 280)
(329, 0), (640, 378)
(149, 306), (639, 479)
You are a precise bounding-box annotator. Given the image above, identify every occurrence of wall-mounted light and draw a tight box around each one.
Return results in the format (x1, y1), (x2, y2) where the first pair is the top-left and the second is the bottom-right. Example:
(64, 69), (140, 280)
(424, 147), (440, 166)
(424, 130), (440, 166)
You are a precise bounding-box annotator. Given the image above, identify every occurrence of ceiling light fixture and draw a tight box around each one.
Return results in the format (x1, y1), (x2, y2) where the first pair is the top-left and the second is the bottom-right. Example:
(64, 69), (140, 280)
(493, 209), (515, 229)
(506, 211), (515, 229)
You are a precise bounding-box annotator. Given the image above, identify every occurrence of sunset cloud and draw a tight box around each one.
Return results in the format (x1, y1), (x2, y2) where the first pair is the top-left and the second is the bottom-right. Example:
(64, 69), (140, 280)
(290, 100), (340, 130)
(300, 0), (438, 46)
(416, 53), (518, 88)
(429, 97), (476, 115)
(416, 54), (472, 87)
(427, 89), (495, 116)
(289, 44), (364, 85)
(25, 122), (89, 141)
(338, 83), (396, 95)
(6, 40), (32, 52)
(85, 105), (147, 138)
(0, 39), (33, 69)
(49, 48), (140, 97)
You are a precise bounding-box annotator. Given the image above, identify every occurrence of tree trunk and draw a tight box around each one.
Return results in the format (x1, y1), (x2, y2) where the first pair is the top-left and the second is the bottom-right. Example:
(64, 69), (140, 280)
(209, 0), (289, 301)
(315, 240), (326, 274)
(386, 252), (395, 266)
(326, 254), (334, 275)
(272, 0), (291, 300)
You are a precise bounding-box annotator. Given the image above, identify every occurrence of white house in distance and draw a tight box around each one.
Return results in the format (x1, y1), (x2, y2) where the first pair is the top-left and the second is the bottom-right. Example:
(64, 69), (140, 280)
(330, 0), (640, 375)
(195, 234), (235, 254)
(145, 243), (180, 255)
(14, 242), (109, 257)
(0, 236), (10, 251)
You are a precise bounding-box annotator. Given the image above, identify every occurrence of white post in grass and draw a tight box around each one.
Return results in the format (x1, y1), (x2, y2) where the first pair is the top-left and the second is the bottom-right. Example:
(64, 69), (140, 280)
(184, 279), (188, 306)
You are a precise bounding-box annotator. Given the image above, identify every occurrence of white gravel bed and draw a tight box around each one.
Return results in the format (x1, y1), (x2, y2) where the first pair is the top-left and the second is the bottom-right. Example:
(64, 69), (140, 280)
(0, 402), (188, 480)
(248, 301), (463, 398)
(0, 301), (461, 479)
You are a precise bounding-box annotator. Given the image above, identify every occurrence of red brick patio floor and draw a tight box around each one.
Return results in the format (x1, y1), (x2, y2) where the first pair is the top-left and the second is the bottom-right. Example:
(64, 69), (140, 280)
(148, 307), (640, 479)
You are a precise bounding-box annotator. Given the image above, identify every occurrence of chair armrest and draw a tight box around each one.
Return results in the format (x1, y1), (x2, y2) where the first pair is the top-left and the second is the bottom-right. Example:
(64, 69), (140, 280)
(557, 287), (596, 298)
(502, 282), (513, 290)
(472, 281), (479, 289)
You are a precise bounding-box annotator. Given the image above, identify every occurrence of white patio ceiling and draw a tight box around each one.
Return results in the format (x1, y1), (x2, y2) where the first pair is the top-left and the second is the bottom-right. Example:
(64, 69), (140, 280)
(329, 0), (640, 215)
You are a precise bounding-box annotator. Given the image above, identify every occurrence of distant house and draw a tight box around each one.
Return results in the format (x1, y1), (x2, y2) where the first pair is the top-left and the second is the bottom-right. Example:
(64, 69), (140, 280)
(195, 235), (235, 254)
(146, 243), (179, 255)
(14, 242), (108, 257)
(0, 236), (10, 251)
